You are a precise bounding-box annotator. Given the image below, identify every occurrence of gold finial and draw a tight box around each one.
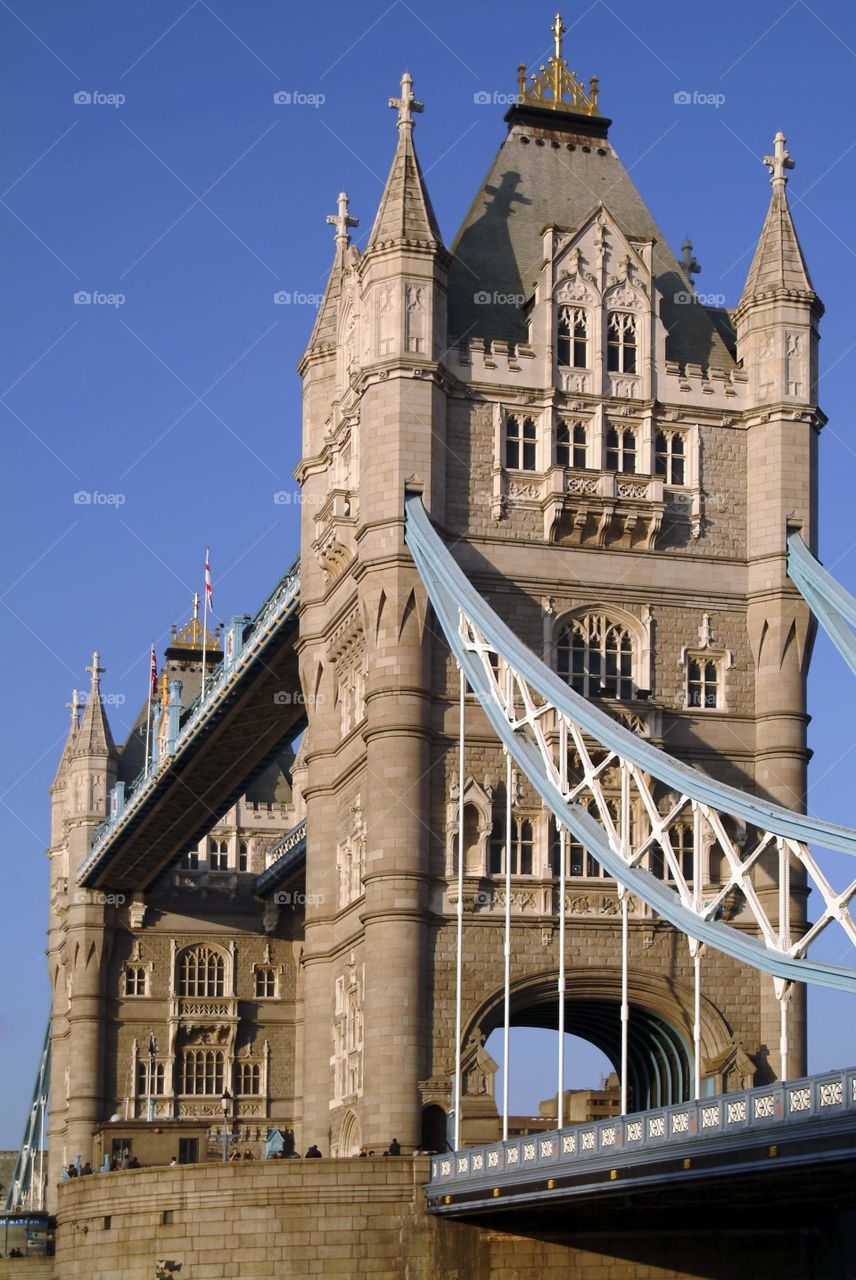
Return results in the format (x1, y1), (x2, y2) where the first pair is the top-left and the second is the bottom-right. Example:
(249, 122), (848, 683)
(389, 71), (424, 130)
(170, 595), (222, 651)
(326, 191), (359, 247)
(158, 669), (170, 709)
(763, 131), (794, 191)
(517, 12), (600, 116)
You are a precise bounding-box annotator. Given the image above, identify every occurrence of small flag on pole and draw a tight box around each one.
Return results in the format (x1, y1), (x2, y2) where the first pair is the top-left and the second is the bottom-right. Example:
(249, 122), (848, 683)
(204, 548), (213, 612)
(149, 644), (158, 696)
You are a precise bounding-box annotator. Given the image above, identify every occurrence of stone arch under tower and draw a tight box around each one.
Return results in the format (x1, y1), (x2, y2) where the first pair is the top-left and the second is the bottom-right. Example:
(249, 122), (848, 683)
(465, 967), (735, 1111)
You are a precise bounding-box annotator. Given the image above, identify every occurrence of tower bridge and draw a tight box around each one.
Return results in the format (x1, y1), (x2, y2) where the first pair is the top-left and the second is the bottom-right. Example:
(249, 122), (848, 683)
(9, 12), (856, 1278)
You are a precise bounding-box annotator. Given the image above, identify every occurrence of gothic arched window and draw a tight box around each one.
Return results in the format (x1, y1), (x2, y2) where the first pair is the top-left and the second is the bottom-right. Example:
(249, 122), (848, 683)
(606, 426), (636, 474)
(125, 966), (147, 997)
(254, 967), (277, 999)
(505, 415), (537, 471)
(556, 420), (588, 469)
(687, 658), (721, 709)
(607, 312), (637, 373)
(181, 1048), (224, 1095)
(489, 816), (535, 875)
(209, 838), (229, 871)
(655, 431), (685, 485)
(556, 613), (635, 701)
(178, 946), (226, 998)
(557, 307), (588, 369)
(238, 1061), (261, 1095)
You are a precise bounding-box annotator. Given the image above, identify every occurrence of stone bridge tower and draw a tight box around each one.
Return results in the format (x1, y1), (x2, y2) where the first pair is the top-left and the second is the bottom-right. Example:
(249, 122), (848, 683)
(296, 16), (821, 1155)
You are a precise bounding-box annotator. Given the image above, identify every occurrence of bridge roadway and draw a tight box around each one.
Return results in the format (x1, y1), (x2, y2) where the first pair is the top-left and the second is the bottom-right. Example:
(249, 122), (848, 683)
(426, 1067), (856, 1223)
(77, 560), (304, 893)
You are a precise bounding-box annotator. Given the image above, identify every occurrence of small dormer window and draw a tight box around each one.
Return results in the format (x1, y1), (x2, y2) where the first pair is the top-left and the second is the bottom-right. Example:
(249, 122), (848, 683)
(556, 421), (587, 469)
(557, 306), (588, 369)
(607, 312), (637, 374)
(505, 415), (537, 471)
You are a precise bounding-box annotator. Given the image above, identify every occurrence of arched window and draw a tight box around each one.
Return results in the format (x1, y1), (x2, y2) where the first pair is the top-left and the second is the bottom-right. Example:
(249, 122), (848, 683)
(254, 967), (277, 999)
(209, 838), (229, 871)
(607, 312), (637, 373)
(489, 817), (535, 875)
(556, 421), (587, 469)
(505, 415), (537, 471)
(606, 427), (636, 474)
(178, 946), (226, 998)
(556, 613), (635, 700)
(557, 306), (588, 369)
(125, 966), (147, 997)
(687, 658), (721, 709)
(181, 1048), (224, 1095)
(238, 1061), (261, 1095)
(655, 431), (685, 485)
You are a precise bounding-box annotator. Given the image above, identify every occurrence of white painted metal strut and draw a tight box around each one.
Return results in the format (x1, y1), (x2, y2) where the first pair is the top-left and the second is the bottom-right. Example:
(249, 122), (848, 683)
(405, 496), (856, 993)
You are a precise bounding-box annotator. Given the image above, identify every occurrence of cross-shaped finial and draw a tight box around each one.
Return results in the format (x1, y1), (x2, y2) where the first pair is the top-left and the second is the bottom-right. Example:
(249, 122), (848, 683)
(66, 689), (80, 726)
(681, 238), (701, 279)
(85, 651), (105, 688)
(326, 191), (359, 246)
(552, 12), (566, 62)
(763, 131), (794, 190)
(389, 71), (423, 130)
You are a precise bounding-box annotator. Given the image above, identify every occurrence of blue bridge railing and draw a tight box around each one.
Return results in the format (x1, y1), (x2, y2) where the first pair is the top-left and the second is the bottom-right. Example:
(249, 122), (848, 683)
(427, 1066), (856, 1195)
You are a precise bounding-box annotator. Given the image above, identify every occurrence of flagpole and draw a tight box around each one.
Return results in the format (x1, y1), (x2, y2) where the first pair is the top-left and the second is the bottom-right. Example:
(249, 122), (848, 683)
(144, 643), (154, 774)
(202, 547), (209, 693)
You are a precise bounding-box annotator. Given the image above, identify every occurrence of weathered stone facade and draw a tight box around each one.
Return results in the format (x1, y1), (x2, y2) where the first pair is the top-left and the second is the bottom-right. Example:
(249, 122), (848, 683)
(41, 18), (824, 1274)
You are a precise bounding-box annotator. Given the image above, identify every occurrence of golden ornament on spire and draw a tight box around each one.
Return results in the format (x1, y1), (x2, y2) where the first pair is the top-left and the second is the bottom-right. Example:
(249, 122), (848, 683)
(517, 12), (600, 116)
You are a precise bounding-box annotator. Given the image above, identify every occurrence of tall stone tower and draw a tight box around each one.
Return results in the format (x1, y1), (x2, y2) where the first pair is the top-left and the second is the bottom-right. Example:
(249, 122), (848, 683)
(296, 19), (821, 1154)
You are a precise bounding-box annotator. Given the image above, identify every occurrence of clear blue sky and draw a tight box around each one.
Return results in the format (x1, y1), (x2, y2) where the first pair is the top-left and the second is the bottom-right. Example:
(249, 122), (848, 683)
(3, 0), (856, 1145)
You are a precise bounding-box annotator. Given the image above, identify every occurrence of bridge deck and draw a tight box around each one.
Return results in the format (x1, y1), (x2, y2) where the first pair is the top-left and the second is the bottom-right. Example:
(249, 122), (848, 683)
(426, 1068), (856, 1217)
(78, 565), (304, 893)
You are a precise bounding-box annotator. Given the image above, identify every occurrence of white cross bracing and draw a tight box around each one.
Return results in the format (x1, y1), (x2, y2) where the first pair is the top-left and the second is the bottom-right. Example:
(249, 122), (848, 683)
(458, 611), (856, 982)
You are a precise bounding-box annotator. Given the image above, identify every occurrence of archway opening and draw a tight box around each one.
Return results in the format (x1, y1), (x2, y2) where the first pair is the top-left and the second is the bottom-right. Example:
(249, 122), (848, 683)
(485, 1027), (615, 1121)
(421, 1104), (449, 1153)
(479, 988), (693, 1114)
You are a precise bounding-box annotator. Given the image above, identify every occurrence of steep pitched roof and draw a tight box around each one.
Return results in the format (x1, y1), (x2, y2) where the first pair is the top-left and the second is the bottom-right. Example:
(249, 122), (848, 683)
(74, 654), (116, 758)
(52, 691), (80, 787)
(447, 114), (735, 371)
(739, 186), (814, 304)
(367, 125), (443, 250)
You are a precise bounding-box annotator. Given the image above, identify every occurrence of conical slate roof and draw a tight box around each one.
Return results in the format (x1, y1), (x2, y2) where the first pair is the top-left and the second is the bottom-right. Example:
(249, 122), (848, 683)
(739, 186), (814, 304)
(367, 124), (443, 250)
(74, 653), (116, 758)
(447, 110), (735, 370)
(51, 690), (80, 787)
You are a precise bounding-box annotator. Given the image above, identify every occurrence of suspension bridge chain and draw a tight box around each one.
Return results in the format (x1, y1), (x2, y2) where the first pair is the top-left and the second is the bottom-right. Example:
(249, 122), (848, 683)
(405, 496), (856, 995)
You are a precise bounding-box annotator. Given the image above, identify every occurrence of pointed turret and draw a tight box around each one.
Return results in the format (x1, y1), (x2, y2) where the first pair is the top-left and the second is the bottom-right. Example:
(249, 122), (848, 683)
(734, 131), (822, 408)
(366, 72), (443, 251)
(738, 133), (816, 306)
(74, 651), (117, 758)
(52, 689), (80, 788)
(303, 191), (359, 359)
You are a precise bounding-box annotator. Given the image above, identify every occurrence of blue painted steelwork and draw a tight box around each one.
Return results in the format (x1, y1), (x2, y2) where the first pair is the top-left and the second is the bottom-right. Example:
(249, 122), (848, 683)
(404, 495), (856, 991)
(5, 1022), (50, 1211)
(77, 557), (300, 885)
(426, 1065), (856, 1202)
(788, 530), (856, 679)
(255, 819), (307, 896)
